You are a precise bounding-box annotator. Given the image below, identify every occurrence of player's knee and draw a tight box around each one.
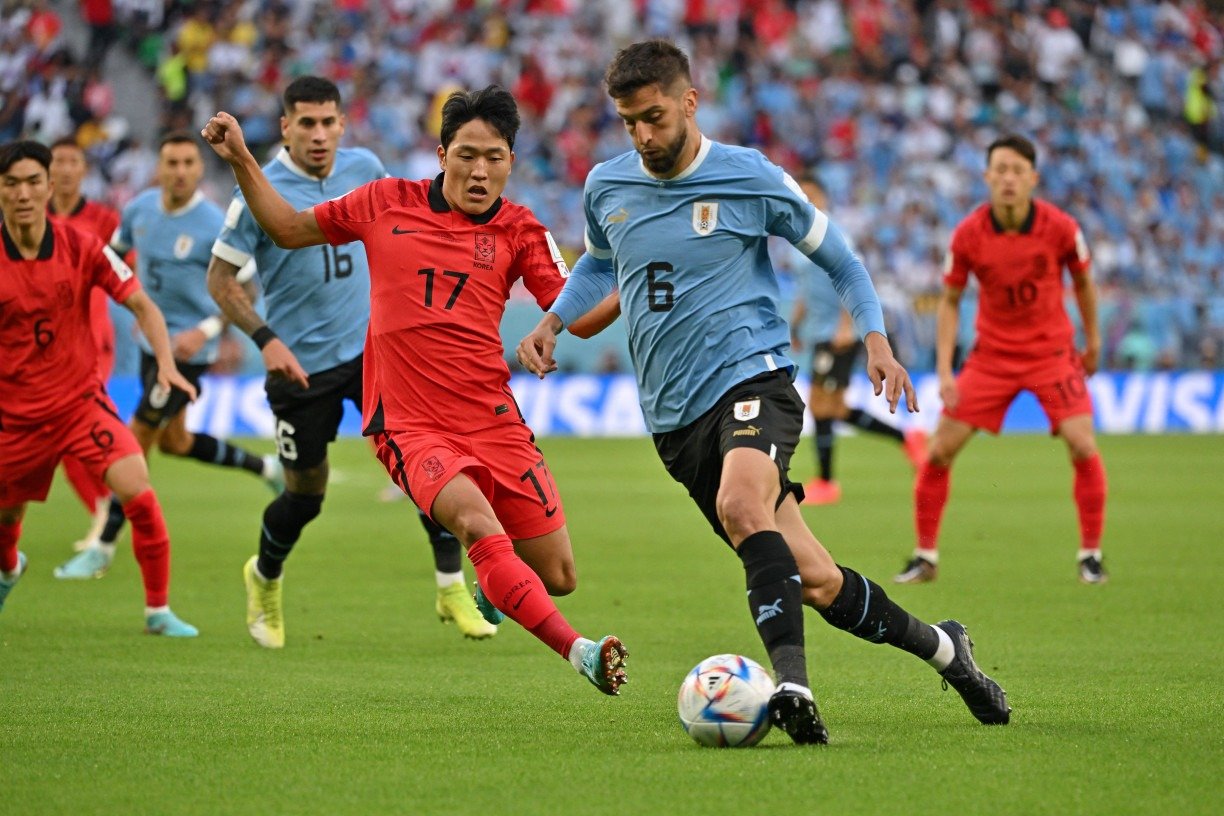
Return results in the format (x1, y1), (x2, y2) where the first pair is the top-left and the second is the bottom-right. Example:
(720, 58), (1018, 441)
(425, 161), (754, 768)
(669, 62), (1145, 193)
(716, 492), (773, 542)
(1067, 438), (1098, 462)
(265, 491), (324, 537)
(925, 437), (960, 468)
(540, 561), (577, 596)
(801, 562), (843, 610)
(441, 505), (502, 548)
(157, 434), (190, 457)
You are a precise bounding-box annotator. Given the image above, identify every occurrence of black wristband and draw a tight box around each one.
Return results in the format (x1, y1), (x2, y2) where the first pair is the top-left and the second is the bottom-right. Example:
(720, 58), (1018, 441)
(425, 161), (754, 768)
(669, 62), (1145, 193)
(251, 326), (278, 350)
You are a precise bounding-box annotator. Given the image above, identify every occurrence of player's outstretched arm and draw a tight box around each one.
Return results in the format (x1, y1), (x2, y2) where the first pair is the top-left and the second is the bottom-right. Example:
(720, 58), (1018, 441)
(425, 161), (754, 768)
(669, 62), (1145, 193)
(934, 286), (962, 411)
(200, 112), (326, 249)
(207, 256), (309, 388)
(864, 331), (918, 414)
(1071, 271), (1101, 375)
(122, 290), (198, 401)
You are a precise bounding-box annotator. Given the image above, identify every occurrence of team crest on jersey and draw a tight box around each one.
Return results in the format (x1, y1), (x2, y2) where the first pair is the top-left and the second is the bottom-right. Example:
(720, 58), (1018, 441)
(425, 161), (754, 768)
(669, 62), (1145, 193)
(422, 456), (446, 482)
(475, 233), (495, 263)
(56, 281), (74, 308)
(733, 399), (760, 421)
(174, 234), (194, 259)
(692, 202), (719, 236)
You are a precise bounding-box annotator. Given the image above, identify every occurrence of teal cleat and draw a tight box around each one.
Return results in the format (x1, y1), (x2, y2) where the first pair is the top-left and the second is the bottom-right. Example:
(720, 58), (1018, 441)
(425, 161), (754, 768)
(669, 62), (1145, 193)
(0, 552), (28, 614)
(54, 545), (112, 580)
(472, 582), (506, 625)
(580, 635), (628, 696)
(146, 609), (199, 638)
(262, 455), (285, 495)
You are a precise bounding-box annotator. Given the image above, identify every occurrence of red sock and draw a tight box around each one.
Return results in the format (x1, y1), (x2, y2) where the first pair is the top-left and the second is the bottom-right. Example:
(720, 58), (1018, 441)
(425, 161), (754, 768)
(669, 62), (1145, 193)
(124, 489), (170, 607)
(1073, 453), (1107, 551)
(63, 456), (109, 512)
(0, 521), (20, 573)
(914, 463), (950, 553)
(468, 533), (580, 658)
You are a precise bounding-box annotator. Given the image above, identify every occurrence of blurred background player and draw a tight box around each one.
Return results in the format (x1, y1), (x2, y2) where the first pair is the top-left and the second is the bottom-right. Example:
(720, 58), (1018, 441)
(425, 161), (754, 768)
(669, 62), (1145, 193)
(0, 140), (197, 636)
(54, 133), (282, 581)
(898, 134), (1107, 586)
(788, 175), (927, 505)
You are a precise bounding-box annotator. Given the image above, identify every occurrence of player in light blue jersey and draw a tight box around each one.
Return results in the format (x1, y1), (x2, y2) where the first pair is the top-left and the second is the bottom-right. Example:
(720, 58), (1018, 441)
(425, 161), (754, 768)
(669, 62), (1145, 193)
(520, 41), (1010, 740)
(55, 134), (282, 581)
(206, 76), (493, 648)
(787, 175), (926, 506)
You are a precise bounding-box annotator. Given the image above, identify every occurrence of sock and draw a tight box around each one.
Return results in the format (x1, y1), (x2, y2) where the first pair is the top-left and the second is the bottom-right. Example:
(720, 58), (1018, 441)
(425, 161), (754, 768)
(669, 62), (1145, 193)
(435, 571), (464, 588)
(914, 462), (950, 554)
(467, 533), (578, 657)
(257, 491), (323, 579)
(737, 531), (807, 688)
(123, 489), (170, 608)
(145, 605), (169, 617)
(818, 565), (940, 660)
(928, 626), (955, 671)
(1073, 453), (1107, 551)
(63, 455), (109, 512)
(187, 433), (266, 476)
(814, 418), (834, 481)
(846, 408), (905, 442)
(418, 510), (463, 574)
(0, 521), (20, 574)
(99, 495), (127, 545)
(568, 637), (595, 672)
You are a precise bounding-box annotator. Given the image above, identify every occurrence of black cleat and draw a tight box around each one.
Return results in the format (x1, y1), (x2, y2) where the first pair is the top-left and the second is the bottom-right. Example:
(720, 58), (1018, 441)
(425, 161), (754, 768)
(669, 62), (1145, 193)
(768, 686), (830, 745)
(936, 620), (1010, 725)
(1078, 553), (1108, 584)
(894, 555), (938, 584)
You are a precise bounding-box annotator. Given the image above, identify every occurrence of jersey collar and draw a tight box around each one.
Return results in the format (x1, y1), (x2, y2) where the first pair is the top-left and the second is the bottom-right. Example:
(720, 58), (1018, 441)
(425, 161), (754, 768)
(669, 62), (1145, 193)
(48, 196), (87, 217)
(989, 200), (1038, 234)
(275, 147), (334, 180)
(160, 189), (205, 217)
(639, 133), (712, 182)
(428, 173), (503, 225)
(1, 222), (55, 260)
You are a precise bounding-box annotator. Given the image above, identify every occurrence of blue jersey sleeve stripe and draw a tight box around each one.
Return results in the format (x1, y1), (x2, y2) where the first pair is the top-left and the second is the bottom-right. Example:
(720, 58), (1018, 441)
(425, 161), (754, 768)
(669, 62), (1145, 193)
(795, 208), (830, 256)
(550, 252), (615, 328)
(211, 240), (251, 268)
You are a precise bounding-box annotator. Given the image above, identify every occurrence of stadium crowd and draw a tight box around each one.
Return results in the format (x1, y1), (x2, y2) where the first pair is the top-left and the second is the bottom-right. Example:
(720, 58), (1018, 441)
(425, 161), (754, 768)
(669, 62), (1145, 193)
(3, 0), (1222, 371)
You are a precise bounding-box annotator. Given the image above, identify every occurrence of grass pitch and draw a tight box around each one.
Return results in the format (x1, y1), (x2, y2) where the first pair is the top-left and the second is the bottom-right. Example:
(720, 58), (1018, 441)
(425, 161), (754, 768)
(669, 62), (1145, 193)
(3, 433), (1222, 815)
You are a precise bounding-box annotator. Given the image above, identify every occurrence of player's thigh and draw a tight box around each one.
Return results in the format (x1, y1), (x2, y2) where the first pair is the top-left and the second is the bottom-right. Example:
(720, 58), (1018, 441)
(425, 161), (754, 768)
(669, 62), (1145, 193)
(104, 453), (152, 503)
(513, 525), (576, 596)
(1029, 351), (1094, 438)
(266, 375), (346, 477)
(59, 395), (146, 501)
(943, 353), (1022, 434)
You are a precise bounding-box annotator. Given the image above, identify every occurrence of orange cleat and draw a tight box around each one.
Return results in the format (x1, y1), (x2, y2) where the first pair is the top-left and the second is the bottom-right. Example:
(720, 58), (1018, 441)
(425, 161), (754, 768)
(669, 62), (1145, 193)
(801, 478), (841, 506)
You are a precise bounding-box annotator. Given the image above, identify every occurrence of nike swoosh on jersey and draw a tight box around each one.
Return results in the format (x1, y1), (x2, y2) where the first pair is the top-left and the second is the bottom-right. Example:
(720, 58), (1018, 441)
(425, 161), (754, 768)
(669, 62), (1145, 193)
(391, 226), (420, 235)
(544, 506), (558, 518)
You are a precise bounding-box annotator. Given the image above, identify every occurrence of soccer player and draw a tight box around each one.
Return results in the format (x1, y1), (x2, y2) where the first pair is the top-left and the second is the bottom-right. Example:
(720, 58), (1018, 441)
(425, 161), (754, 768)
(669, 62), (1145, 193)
(201, 85), (628, 694)
(206, 77), (494, 647)
(53, 133), (283, 581)
(46, 137), (119, 550)
(0, 140), (198, 636)
(896, 134), (1107, 585)
(788, 175), (926, 505)
(518, 41), (1006, 737)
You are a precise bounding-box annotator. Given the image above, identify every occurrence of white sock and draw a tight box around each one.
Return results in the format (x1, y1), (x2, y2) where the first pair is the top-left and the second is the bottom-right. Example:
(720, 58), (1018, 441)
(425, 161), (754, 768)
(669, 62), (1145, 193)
(568, 637), (594, 672)
(915, 549), (939, 564)
(145, 605), (169, 617)
(926, 625), (955, 671)
(1077, 548), (1101, 562)
(97, 542), (116, 559)
(775, 681), (813, 699)
(1, 564), (22, 581)
(435, 570), (465, 588)
(261, 455), (278, 479)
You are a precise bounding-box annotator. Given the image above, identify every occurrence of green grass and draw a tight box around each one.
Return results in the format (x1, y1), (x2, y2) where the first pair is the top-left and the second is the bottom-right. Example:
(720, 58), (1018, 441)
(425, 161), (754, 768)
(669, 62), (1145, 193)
(3, 433), (1222, 815)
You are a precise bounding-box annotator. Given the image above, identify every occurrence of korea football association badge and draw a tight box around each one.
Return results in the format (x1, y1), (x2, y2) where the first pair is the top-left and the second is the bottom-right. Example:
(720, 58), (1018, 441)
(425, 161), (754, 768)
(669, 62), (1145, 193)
(734, 399), (760, 421)
(692, 201), (719, 236)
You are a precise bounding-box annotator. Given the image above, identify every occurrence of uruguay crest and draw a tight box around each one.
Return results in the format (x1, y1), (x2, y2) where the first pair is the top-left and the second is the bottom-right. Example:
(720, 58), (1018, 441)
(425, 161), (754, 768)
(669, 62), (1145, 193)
(174, 234), (194, 259)
(692, 201), (718, 236)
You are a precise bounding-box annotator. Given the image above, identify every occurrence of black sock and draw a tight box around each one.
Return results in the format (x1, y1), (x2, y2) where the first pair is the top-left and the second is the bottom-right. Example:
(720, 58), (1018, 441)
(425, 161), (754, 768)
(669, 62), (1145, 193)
(819, 565), (938, 659)
(418, 510), (462, 574)
(845, 408), (904, 443)
(99, 496), (126, 544)
(257, 491), (323, 579)
(737, 531), (807, 688)
(814, 418), (834, 481)
(187, 433), (266, 476)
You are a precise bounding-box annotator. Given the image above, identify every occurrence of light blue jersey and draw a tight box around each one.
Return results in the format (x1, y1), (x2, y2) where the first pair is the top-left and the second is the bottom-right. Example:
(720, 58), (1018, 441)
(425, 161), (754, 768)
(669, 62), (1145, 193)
(551, 136), (886, 433)
(113, 189), (225, 365)
(211, 147), (386, 375)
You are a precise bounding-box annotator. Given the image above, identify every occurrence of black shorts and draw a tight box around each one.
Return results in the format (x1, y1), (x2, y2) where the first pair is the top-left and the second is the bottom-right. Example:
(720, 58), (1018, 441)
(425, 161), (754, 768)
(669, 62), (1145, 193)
(652, 370), (805, 547)
(133, 352), (208, 429)
(265, 355), (363, 471)
(809, 341), (862, 392)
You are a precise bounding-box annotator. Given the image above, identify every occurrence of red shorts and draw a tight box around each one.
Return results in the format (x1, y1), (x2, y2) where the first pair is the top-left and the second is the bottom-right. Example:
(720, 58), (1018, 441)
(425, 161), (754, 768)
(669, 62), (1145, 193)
(0, 392), (142, 506)
(374, 421), (566, 540)
(945, 347), (1093, 434)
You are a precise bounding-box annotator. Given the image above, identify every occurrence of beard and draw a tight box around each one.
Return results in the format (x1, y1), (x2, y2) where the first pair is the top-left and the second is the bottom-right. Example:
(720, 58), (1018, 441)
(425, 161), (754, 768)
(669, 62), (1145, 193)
(640, 129), (688, 175)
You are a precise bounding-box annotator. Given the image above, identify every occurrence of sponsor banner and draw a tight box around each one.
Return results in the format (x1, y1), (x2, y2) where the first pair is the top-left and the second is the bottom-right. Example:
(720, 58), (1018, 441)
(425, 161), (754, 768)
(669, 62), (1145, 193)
(105, 371), (1224, 438)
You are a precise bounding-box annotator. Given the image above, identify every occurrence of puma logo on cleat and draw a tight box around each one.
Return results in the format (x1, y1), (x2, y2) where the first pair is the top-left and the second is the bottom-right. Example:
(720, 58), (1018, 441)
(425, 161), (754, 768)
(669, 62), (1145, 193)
(755, 598), (784, 625)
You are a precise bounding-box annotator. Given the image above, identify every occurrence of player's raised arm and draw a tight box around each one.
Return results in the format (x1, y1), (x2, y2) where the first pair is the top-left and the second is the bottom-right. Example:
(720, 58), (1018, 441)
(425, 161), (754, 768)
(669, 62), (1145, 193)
(121, 289), (198, 401)
(200, 112), (326, 249)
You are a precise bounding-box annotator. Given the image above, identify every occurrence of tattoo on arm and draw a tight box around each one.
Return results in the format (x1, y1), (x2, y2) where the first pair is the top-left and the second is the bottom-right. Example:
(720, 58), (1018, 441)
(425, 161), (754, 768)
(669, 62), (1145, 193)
(208, 256), (265, 336)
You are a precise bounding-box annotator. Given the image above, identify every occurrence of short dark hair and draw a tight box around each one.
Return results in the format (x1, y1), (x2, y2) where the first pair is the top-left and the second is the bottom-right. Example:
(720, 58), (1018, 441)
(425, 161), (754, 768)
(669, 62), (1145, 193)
(440, 85), (520, 151)
(0, 140), (53, 175)
(796, 173), (826, 195)
(50, 136), (83, 154)
(605, 40), (692, 100)
(282, 76), (342, 114)
(986, 134), (1037, 168)
(159, 131), (199, 152)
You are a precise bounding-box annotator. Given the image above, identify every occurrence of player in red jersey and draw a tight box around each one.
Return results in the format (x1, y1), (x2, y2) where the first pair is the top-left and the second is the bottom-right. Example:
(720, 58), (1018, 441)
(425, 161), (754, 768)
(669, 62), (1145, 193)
(0, 140), (199, 634)
(896, 134), (1107, 586)
(202, 86), (627, 694)
(47, 137), (121, 552)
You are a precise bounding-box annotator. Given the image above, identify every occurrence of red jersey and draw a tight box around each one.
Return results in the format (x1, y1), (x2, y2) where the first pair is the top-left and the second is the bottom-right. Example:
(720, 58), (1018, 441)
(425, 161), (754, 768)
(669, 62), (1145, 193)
(0, 221), (139, 427)
(314, 175), (569, 435)
(944, 199), (1090, 358)
(48, 197), (121, 367)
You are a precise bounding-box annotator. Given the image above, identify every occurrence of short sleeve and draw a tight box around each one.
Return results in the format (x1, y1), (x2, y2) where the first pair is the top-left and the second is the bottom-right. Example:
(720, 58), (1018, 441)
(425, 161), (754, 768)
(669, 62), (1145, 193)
(313, 179), (383, 246)
(211, 192), (263, 267)
(943, 226), (972, 289)
(113, 202), (135, 254)
(1064, 217), (1091, 277)
(582, 176), (612, 260)
(513, 220), (569, 309)
(91, 242), (141, 302)
(764, 165), (827, 253)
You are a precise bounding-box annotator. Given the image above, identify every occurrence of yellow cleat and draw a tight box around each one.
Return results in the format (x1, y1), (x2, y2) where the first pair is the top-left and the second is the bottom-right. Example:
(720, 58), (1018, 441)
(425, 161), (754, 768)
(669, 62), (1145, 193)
(435, 582), (497, 639)
(243, 556), (284, 649)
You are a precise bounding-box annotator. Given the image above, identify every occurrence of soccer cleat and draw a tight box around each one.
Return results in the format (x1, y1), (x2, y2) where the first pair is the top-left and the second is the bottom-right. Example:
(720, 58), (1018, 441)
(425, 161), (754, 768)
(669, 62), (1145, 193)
(145, 609), (199, 637)
(0, 552), (28, 614)
(893, 554), (938, 584)
(801, 478), (842, 506)
(903, 428), (929, 469)
(768, 685), (830, 745)
(580, 635), (628, 695)
(436, 582), (497, 639)
(935, 620), (1010, 725)
(53, 545), (113, 580)
(262, 455), (285, 495)
(472, 581), (506, 625)
(1078, 553), (1108, 584)
(243, 556), (285, 649)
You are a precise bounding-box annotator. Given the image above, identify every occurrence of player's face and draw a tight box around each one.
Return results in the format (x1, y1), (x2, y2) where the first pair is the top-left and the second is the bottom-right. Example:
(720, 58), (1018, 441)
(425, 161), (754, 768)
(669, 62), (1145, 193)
(156, 142), (204, 205)
(984, 147), (1039, 209)
(49, 145), (86, 197)
(613, 81), (698, 178)
(0, 159), (53, 228)
(281, 100), (345, 178)
(437, 118), (514, 216)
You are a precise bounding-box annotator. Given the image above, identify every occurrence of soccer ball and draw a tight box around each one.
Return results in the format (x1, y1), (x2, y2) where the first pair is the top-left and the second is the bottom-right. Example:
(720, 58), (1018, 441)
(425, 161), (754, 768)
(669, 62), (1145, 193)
(677, 654), (775, 747)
